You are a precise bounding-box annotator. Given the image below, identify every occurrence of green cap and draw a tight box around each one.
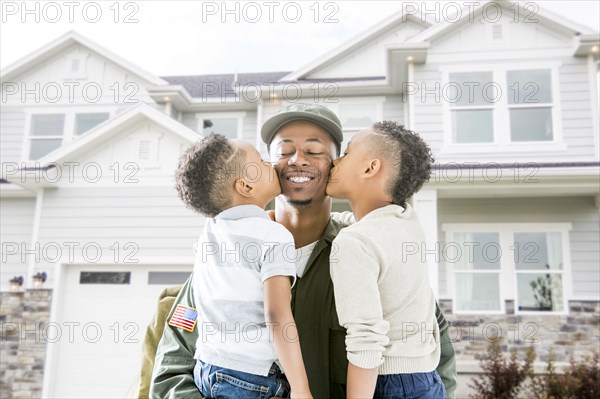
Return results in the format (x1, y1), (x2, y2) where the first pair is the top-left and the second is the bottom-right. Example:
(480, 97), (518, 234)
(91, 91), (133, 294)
(261, 103), (343, 146)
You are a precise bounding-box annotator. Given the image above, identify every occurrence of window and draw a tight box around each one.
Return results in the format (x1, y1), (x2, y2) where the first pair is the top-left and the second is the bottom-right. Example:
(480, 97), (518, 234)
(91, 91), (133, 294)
(452, 232), (502, 312)
(203, 118), (238, 139)
(514, 232), (564, 312)
(448, 72), (494, 143)
(443, 224), (571, 315)
(26, 110), (114, 160)
(75, 113), (110, 135)
(29, 114), (65, 160)
(325, 98), (383, 151)
(196, 112), (245, 139)
(443, 65), (561, 151)
(507, 69), (553, 142)
(80, 272), (131, 284)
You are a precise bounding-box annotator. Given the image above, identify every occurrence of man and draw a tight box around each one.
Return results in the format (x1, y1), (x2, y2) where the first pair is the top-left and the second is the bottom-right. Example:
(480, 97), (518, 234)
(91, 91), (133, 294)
(147, 103), (457, 399)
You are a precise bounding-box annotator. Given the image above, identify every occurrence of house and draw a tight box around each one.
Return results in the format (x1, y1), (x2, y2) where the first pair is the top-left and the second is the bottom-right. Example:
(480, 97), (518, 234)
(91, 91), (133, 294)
(1, 1), (598, 397)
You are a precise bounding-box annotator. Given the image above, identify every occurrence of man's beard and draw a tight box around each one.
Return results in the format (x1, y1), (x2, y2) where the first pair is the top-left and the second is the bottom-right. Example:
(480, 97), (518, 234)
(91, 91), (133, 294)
(287, 198), (312, 208)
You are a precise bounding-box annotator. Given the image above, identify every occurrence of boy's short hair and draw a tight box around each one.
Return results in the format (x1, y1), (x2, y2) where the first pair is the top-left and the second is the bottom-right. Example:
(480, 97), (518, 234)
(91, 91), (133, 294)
(175, 133), (246, 217)
(370, 121), (434, 208)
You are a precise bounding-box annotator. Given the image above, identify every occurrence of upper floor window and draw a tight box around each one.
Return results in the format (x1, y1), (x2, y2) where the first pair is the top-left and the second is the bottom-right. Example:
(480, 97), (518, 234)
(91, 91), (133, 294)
(29, 114), (65, 160)
(443, 223), (571, 315)
(443, 65), (561, 152)
(26, 110), (112, 160)
(196, 112), (245, 140)
(507, 69), (553, 142)
(325, 97), (383, 151)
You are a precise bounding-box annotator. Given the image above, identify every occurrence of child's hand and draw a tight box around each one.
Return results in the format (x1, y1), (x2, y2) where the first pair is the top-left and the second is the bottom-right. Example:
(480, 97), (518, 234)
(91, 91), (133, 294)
(290, 392), (313, 399)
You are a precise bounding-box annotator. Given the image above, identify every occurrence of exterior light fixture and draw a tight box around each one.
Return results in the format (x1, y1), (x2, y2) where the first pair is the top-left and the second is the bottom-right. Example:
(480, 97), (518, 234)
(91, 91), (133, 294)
(32, 272), (47, 289)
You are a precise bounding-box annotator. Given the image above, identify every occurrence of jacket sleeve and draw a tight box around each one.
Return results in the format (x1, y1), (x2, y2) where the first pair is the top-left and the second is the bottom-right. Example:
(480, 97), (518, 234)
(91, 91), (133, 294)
(137, 286), (181, 398)
(150, 274), (202, 399)
(435, 303), (458, 399)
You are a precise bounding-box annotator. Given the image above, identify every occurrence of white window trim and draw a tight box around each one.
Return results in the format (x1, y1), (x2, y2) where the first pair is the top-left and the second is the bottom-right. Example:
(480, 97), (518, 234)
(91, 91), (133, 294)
(22, 106), (117, 162)
(195, 112), (247, 139)
(325, 96), (385, 133)
(442, 223), (572, 316)
(440, 62), (565, 155)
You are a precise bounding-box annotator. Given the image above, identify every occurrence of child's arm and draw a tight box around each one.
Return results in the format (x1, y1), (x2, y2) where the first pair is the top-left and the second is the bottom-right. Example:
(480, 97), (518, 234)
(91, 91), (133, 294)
(264, 276), (312, 399)
(347, 363), (378, 399)
(330, 231), (390, 399)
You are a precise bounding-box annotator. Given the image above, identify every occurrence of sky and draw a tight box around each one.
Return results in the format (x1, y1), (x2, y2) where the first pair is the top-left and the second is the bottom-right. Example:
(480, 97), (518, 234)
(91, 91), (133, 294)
(1, 0), (599, 77)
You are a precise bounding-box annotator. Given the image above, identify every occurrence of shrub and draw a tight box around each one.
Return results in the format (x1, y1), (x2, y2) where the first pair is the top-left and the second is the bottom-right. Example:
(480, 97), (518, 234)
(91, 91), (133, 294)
(528, 351), (600, 399)
(469, 337), (536, 399)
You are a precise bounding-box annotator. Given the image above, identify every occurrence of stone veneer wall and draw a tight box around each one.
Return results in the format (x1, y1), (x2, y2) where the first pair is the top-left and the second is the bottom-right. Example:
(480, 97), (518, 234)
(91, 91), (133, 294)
(0, 289), (52, 399)
(439, 299), (600, 364)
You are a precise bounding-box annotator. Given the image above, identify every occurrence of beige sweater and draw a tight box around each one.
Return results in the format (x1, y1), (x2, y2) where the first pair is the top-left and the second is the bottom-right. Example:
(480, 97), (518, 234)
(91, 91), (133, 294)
(330, 204), (440, 374)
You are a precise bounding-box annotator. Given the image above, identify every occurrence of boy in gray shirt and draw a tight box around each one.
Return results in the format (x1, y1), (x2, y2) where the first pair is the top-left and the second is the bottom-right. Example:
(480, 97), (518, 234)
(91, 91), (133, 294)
(175, 134), (312, 399)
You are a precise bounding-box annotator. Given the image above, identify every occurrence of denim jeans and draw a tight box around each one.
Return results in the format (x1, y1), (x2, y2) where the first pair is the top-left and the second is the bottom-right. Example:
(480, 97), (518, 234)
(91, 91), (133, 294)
(194, 360), (290, 399)
(373, 370), (446, 399)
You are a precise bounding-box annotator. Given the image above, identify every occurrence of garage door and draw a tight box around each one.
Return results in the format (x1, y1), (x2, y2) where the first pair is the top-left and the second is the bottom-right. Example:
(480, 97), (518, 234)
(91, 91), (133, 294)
(44, 264), (192, 398)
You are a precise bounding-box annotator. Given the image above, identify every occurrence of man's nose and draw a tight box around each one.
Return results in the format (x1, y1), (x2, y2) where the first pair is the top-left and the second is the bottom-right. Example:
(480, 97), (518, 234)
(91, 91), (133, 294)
(288, 151), (309, 166)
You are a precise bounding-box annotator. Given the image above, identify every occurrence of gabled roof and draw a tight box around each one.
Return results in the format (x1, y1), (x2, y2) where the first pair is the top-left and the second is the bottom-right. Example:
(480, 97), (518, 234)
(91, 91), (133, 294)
(36, 103), (198, 165)
(406, 0), (598, 44)
(0, 31), (166, 85)
(162, 72), (290, 98)
(283, 8), (432, 81)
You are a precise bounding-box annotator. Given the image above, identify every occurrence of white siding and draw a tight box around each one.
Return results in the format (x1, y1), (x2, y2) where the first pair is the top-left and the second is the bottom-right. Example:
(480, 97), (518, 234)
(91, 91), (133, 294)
(382, 95), (405, 124)
(559, 57), (597, 158)
(35, 186), (204, 288)
(0, 107), (26, 164)
(180, 112), (198, 132)
(411, 65), (444, 153)
(0, 198), (36, 291)
(241, 110), (258, 143)
(437, 196), (600, 300)
(308, 21), (426, 79)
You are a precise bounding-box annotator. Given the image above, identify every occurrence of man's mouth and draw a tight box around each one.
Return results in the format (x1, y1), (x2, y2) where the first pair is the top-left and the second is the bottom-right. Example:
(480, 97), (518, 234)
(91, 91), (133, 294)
(287, 176), (313, 183)
(284, 172), (316, 184)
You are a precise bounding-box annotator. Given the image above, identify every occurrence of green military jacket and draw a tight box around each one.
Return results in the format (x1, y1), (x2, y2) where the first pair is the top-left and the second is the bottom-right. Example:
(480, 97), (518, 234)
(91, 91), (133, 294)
(148, 216), (457, 399)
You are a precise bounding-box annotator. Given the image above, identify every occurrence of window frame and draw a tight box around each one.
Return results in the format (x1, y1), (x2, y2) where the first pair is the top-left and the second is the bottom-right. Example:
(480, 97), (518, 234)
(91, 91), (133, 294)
(195, 111), (246, 139)
(442, 223), (572, 316)
(440, 62), (565, 155)
(22, 107), (116, 161)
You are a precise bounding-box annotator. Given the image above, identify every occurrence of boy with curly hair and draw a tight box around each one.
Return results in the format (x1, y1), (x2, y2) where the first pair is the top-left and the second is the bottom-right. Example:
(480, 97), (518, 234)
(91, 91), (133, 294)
(175, 133), (312, 399)
(326, 121), (445, 399)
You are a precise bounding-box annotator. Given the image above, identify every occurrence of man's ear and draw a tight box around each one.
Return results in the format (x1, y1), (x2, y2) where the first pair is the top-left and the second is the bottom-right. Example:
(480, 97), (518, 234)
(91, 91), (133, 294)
(363, 159), (382, 178)
(234, 178), (254, 198)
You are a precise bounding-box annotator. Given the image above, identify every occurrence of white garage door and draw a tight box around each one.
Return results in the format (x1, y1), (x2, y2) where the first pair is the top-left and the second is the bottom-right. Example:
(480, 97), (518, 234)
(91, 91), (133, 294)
(44, 264), (192, 398)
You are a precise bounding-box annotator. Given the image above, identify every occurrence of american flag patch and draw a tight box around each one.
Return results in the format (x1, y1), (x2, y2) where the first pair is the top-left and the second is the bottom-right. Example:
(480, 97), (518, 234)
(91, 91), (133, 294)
(168, 304), (198, 332)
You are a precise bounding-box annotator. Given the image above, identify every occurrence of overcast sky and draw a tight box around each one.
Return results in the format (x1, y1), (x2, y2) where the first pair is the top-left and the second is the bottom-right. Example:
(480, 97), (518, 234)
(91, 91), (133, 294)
(1, 1), (599, 77)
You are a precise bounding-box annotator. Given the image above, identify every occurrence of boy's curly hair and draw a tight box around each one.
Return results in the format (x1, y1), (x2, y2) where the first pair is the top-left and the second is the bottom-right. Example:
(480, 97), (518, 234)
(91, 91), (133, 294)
(175, 134), (246, 217)
(371, 121), (434, 207)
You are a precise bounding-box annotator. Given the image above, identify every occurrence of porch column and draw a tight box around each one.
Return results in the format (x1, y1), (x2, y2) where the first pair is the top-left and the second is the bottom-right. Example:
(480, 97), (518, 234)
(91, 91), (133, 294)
(412, 188), (439, 297)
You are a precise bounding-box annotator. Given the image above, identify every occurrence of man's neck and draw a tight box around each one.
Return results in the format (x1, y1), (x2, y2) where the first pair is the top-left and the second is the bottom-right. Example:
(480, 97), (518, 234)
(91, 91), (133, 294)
(274, 196), (332, 248)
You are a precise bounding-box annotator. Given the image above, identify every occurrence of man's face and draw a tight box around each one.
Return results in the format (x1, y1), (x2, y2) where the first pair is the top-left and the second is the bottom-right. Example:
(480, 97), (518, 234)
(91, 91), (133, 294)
(269, 121), (338, 207)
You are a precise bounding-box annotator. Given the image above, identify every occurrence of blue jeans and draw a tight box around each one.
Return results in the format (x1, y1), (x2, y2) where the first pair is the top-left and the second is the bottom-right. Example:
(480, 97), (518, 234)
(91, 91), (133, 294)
(373, 370), (446, 399)
(194, 360), (290, 399)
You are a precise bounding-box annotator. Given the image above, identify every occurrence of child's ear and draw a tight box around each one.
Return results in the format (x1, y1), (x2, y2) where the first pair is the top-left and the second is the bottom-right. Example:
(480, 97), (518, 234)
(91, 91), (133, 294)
(363, 159), (382, 178)
(234, 178), (255, 197)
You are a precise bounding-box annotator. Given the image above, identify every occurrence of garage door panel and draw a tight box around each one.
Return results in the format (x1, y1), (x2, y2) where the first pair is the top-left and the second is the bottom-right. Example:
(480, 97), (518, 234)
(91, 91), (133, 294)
(47, 265), (191, 398)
